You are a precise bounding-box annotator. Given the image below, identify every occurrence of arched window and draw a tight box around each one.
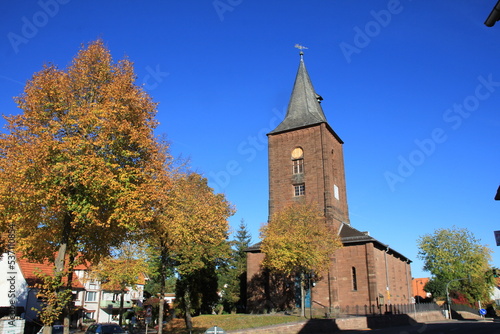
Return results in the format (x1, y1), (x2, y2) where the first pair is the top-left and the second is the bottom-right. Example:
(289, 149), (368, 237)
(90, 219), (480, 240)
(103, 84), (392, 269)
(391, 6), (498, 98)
(352, 267), (358, 291)
(291, 147), (304, 174)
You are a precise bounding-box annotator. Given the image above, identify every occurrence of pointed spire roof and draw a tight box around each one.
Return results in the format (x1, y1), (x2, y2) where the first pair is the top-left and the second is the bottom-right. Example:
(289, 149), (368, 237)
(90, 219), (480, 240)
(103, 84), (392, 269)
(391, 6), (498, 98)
(269, 53), (328, 134)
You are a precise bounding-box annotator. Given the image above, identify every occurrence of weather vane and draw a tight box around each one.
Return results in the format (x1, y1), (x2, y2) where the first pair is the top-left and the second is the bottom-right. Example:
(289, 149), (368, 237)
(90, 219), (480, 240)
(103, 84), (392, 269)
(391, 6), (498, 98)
(294, 44), (308, 56)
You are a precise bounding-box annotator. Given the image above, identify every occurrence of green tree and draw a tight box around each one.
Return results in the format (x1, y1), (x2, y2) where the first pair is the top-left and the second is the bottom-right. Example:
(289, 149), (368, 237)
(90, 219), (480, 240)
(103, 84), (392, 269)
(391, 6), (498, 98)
(89, 242), (148, 327)
(147, 172), (234, 332)
(144, 221), (177, 334)
(143, 166), (174, 334)
(0, 40), (167, 333)
(176, 262), (220, 315)
(423, 278), (446, 300)
(172, 174), (234, 330)
(144, 254), (177, 296)
(218, 219), (252, 313)
(417, 226), (494, 305)
(233, 219), (252, 277)
(260, 203), (342, 316)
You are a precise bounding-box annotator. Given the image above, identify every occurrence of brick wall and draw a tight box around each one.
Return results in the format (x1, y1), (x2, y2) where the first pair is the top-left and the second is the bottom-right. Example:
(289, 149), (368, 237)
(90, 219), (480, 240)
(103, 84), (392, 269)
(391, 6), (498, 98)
(246, 120), (412, 314)
(332, 244), (372, 306)
(268, 124), (349, 229)
(310, 242), (412, 308)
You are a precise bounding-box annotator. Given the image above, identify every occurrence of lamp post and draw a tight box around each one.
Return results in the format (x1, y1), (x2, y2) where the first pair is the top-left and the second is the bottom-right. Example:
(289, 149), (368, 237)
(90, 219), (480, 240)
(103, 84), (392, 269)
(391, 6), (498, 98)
(416, 280), (423, 302)
(445, 276), (470, 319)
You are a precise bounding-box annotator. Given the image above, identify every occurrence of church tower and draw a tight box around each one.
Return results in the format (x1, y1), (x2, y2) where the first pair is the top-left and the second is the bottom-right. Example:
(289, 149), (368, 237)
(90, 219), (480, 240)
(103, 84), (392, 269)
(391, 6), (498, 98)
(247, 51), (413, 313)
(267, 52), (349, 229)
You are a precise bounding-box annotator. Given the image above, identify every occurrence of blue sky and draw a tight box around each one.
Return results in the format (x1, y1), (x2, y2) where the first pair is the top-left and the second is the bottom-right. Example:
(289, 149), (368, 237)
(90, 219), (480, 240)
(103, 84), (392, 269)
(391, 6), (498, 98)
(1, 1), (499, 279)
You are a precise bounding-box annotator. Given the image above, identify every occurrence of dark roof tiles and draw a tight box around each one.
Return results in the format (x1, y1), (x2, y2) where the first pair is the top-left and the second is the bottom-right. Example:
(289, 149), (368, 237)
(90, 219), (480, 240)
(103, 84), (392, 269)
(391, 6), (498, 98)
(269, 56), (328, 134)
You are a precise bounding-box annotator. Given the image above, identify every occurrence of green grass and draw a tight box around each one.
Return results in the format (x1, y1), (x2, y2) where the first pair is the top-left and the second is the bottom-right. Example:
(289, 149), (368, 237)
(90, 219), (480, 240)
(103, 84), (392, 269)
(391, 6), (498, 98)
(165, 314), (304, 333)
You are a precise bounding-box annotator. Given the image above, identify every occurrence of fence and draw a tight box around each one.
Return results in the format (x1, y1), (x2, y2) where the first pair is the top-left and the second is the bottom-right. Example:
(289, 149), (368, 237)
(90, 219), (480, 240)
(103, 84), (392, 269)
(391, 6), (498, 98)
(450, 303), (483, 316)
(324, 302), (442, 318)
(322, 302), (483, 319)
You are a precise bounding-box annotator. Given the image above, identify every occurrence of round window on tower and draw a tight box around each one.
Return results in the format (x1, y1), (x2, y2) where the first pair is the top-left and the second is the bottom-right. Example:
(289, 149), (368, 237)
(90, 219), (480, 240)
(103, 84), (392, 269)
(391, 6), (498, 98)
(291, 147), (303, 159)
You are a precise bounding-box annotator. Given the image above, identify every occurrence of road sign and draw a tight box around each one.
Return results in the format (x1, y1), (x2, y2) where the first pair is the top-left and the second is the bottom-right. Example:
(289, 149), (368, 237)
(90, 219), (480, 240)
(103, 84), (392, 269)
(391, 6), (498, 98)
(205, 326), (226, 334)
(479, 308), (487, 316)
(494, 231), (500, 246)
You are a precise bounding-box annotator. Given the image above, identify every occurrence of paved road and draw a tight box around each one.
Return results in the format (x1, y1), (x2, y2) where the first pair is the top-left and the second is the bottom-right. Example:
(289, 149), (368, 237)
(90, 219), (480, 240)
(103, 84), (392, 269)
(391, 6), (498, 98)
(339, 320), (500, 334)
(77, 320), (500, 334)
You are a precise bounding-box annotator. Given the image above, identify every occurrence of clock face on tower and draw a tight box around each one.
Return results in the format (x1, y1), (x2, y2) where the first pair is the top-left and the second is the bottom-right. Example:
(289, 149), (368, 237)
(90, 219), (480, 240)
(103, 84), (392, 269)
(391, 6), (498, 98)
(291, 147), (303, 159)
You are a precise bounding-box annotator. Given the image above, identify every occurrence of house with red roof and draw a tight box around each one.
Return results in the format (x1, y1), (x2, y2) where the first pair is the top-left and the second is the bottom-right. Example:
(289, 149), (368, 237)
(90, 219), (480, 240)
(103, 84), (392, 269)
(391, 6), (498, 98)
(412, 277), (431, 302)
(0, 253), (146, 328)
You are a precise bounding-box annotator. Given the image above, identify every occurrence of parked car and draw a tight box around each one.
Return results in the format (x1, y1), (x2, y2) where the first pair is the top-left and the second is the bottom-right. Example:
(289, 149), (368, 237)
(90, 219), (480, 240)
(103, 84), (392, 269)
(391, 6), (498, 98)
(85, 323), (126, 334)
(37, 325), (75, 334)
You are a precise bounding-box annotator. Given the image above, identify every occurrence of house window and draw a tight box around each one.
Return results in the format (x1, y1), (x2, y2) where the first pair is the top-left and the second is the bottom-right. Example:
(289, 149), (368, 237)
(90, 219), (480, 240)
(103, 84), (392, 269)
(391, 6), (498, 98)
(292, 159), (304, 174)
(352, 267), (357, 291)
(294, 184), (305, 197)
(85, 291), (97, 302)
(84, 312), (94, 320)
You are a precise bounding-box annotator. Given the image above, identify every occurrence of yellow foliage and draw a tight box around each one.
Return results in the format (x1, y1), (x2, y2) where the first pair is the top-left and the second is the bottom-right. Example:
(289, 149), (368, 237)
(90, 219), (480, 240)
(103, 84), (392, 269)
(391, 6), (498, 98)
(260, 203), (342, 276)
(150, 172), (234, 276)
(0, 39), (170, 325)
(0, 39), (167, 264)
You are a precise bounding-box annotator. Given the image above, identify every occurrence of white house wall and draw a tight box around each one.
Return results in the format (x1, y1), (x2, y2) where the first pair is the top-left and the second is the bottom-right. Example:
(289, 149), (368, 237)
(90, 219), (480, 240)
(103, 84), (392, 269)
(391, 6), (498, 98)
(492, 285), (500, 305)
(74, 269), (144, 324)
(0, 253), (27, 310)
(0, 256), (145, 327)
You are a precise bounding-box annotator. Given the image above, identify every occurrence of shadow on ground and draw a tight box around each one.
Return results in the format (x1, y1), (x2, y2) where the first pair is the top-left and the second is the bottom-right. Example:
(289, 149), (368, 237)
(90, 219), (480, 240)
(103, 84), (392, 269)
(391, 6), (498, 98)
(296, 316), (500, 334)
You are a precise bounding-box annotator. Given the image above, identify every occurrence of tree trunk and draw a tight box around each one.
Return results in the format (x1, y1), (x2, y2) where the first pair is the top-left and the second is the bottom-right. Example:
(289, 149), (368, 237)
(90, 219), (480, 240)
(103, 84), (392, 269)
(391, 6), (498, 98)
(63, 256), (75, 334)
(118, 289), (124, 327)
(55, 214), (72, 334)
(158, 293), (164, 334)
(183, 288), (193, 332)
(157, 245), (167, 334)
(309, 277), (313, 319)
(300, 273), (305, 317)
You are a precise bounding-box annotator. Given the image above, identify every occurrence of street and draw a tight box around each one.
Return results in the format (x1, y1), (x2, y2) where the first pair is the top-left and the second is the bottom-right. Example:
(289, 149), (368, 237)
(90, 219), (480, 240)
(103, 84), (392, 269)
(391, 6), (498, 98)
(341, 320), (500, 334)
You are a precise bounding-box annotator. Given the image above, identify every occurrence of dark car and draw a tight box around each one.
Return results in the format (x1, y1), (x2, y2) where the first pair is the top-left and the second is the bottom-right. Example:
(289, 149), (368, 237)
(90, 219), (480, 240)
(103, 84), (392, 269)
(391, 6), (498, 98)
(37, 325), (75, 334)
(85, 323), (126, 334)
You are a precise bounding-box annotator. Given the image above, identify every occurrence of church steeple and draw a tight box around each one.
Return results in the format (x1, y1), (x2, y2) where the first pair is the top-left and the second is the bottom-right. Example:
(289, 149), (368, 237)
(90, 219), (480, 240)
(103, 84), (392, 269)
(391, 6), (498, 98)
(269, 53), (327, 134)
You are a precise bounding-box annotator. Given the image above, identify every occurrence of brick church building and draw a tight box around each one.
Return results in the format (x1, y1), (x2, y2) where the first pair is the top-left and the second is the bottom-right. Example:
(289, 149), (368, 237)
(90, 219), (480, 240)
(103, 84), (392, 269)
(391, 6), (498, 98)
(246, 52), (413, 313)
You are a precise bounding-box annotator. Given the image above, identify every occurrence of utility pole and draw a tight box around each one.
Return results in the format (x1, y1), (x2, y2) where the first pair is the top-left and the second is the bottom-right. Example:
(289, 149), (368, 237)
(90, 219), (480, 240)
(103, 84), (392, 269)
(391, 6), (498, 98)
(446, 276), (471, 319)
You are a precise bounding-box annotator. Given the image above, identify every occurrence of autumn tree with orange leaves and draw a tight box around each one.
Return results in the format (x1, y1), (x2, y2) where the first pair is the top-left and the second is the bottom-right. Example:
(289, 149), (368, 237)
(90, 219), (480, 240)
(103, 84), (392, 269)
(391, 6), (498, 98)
(0, 40), (168, 334)
(260, 203), (342, 317)
(148, 172), (234, 333)
(89, 241), (149, 327)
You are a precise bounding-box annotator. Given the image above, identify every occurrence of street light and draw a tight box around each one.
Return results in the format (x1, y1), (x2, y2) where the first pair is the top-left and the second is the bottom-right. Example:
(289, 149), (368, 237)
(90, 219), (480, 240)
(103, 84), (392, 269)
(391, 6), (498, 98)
(445, 276), (471, 319)
(485, 0), (500, 27)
